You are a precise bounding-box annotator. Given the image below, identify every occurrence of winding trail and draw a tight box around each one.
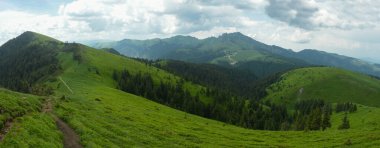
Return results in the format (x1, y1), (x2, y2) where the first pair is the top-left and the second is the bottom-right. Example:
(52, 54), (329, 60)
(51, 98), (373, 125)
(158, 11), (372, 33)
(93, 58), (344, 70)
(54, 116), (82, 148)
(0, 119), (14, 141)
(0, 98), (81, 147)
(43, 99), (82, 148)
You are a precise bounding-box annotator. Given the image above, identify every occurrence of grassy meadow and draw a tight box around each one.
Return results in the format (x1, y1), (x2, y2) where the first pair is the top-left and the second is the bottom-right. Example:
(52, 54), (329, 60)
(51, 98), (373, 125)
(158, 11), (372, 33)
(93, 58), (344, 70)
(265, 67), (380, 108)
(48, 48), (380, 147)
(0, 89), (62, 147)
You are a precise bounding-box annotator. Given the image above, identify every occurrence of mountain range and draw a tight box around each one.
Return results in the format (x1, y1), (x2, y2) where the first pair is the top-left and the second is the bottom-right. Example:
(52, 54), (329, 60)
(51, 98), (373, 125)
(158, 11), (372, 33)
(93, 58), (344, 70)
(91, 32), (380, 78)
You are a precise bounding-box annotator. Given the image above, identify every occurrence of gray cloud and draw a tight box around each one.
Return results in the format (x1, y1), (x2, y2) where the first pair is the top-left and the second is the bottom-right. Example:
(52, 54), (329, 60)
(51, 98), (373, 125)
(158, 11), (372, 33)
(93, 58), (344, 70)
(196, 0), (260, 10)
(265, 0), (380, 30)
(265, 0), (320, 30)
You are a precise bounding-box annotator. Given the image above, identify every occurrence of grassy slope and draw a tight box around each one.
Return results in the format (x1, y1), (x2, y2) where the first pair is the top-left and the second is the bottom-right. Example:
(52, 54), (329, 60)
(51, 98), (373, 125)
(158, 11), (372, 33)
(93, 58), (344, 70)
(0, 89), (62, 148)
(265, 67), (380, 107)
(52, 48), (380, 147)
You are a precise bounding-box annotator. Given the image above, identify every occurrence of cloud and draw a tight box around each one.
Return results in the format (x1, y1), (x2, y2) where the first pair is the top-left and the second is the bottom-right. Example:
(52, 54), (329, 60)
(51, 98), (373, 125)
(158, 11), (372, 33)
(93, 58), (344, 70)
(57, 0), (268, 35)
(265, 0), (319, 30)
(196, 0), (267, 10)
(265, 0), (379, 30)
(289, 29), (312, 44)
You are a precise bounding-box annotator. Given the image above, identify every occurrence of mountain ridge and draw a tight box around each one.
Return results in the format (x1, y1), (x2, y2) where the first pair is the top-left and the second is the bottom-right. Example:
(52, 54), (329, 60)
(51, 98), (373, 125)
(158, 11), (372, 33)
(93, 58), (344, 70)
(91, 32), (308, 77)
(90, 32), (380, 77)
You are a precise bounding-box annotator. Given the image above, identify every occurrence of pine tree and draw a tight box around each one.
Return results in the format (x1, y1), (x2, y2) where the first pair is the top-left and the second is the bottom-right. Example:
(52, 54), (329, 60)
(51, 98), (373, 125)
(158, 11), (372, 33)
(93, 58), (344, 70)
(338, 113), (350, 130)
(321, 106), (331, 130)
(112, 70), (118, 80)
(308, 108), (322, 130)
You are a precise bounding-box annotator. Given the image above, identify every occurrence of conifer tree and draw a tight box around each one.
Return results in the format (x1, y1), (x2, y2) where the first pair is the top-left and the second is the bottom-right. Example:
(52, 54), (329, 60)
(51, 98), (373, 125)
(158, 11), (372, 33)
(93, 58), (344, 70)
(321, 106), (331, 130)
(308, 108), (322, 130)
(338, 113), (350, 130)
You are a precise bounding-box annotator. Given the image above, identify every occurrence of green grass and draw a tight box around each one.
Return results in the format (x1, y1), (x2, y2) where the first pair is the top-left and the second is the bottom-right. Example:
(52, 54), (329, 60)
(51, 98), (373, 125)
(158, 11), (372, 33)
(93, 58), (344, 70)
(0, 89), (62, 148)
(330, 105), (380, 131)
(0, 88), (42, 127)
(0, 113), (62, 148)
(210, 50), (287, 65)
(265, 67), (380, 107)
(51, 48), (380, 147)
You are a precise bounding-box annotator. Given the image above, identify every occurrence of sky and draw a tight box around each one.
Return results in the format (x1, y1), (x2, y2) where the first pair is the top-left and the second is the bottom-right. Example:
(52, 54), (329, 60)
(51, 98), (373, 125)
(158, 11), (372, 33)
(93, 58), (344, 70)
(0, 0), (379, 63)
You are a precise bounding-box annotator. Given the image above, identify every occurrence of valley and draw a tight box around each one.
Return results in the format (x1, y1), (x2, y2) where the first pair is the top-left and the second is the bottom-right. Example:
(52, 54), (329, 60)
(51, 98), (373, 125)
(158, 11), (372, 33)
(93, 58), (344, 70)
(1, 0), (380, 147)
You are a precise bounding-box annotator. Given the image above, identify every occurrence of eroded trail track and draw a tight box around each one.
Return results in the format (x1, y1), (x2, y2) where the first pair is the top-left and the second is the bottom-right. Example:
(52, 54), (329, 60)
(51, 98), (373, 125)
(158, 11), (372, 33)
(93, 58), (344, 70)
(0, 119), (14, 141)
(54, 116), (82, 148)
(43, 99), (83, 148)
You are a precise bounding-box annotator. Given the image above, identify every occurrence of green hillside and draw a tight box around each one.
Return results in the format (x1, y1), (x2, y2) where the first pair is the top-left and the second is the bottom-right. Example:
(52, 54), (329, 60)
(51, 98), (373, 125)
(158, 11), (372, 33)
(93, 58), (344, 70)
(265, 67), (380, 107)
(0, 31), (61, 94)
(0, 88), (62, 147)
(1, 32), (380, 147)
(51, 46), (380, 147)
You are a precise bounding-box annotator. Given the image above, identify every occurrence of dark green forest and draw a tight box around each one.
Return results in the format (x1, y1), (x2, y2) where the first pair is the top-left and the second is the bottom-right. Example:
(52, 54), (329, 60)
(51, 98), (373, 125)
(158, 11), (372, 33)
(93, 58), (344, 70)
(113, 69), (339, 131)
(0, 32), (61, 95)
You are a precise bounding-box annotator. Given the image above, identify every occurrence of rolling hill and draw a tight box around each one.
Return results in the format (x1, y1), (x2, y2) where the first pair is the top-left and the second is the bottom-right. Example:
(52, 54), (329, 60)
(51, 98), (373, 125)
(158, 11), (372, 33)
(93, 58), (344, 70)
(50, 35), (380, 147)
(0, 31), (380, 147)
(265, 67), (380, 108)
(91, 32), (380, 78)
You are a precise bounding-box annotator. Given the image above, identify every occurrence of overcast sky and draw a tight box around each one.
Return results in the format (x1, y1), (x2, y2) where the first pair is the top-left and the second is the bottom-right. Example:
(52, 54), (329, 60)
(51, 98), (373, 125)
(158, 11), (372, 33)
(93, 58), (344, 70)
(0, 0), (379, 62)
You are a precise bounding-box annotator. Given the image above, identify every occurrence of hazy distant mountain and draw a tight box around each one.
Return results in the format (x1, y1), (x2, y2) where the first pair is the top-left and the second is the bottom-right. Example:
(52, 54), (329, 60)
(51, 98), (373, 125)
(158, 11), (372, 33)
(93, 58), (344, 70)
(359, 57), (380, 64)
(91, 32), (380, 77)
(92, 32), (307, 77)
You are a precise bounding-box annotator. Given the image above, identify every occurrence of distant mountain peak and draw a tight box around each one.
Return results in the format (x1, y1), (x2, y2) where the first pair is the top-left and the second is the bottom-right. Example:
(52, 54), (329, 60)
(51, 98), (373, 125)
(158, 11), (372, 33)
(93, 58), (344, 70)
(168, 35), (199, 41)
(222, 32), (244, 35)
(21, 31), (39, 35)
(216, 32), (263, 45)
(17, 31), (41, 41)
(220, 32), (248, 38)
(19, 31), (47, 39)
(15, 31), (60, 44)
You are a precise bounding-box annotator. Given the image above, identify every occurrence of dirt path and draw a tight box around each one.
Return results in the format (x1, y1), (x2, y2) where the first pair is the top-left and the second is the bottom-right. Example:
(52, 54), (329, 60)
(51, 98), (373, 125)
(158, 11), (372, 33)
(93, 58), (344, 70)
(54, 116), (82, 148)
(0, 98), (82, 148)
(1, 99), (49, 141)
(0, 119), (14, 141)
(43, 99), (82, 148)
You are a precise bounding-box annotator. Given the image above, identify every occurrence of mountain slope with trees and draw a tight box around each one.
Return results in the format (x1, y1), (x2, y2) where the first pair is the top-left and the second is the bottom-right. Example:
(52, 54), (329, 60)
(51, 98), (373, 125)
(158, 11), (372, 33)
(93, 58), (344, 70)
(92, 32), (308, 77)
(54, 36), (380, 147)
(0, 31), (61, 95)
(0, 32), (380, 147)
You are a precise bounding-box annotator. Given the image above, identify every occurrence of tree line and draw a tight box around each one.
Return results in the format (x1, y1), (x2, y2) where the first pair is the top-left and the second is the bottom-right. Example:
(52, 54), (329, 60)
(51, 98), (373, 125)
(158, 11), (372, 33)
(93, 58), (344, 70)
(293, 99), (332, 131)
(336, 102), (357, 113)
(112, 69), (351, 131)
(133, 59), (284, 100)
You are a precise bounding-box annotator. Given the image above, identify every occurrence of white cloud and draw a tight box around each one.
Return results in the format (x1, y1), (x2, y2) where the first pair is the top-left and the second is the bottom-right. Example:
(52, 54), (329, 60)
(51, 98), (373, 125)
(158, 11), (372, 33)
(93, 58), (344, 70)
(0, 11), (63, 42)
(289, 29), (313, 44)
